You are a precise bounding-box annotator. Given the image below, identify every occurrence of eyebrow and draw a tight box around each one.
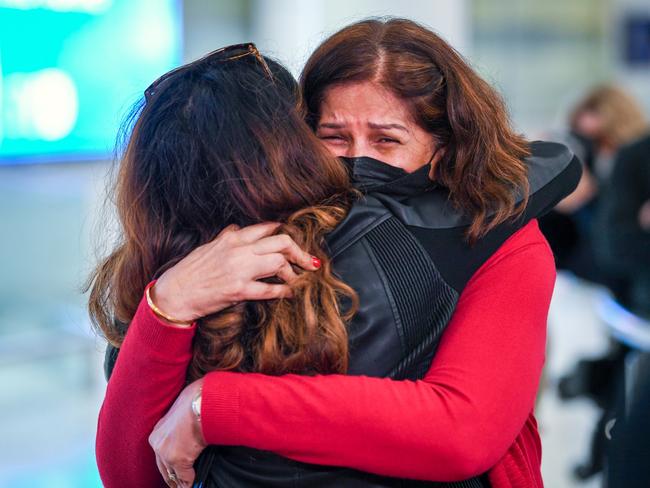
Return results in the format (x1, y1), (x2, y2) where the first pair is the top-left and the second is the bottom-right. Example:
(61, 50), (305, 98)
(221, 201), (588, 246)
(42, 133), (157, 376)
(368, 122), (408, 132)
(318, 122), (346, 129)
(317, 122), (409, 132)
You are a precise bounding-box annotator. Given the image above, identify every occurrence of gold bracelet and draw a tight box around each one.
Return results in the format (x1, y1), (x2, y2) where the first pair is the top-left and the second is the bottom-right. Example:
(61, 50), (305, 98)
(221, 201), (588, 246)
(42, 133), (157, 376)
(145, 281), (194, 327)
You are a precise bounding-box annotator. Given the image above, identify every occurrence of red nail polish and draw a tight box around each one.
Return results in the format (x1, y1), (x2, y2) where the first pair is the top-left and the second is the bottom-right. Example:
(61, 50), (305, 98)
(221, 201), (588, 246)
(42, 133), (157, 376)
(312, 257), (321, 268)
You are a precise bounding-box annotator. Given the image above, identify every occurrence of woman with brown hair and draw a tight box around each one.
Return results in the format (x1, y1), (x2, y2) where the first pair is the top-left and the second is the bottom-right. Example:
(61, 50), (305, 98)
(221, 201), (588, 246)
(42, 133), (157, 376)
(539, 86), (648, 297)
(91, 43), (359, 484)
(95, 19), (581, 488)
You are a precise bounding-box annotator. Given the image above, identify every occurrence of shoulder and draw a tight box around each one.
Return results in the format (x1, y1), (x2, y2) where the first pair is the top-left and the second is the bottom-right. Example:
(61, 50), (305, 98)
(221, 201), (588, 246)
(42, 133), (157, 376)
(526, 140), (582, 201)
(612, 134), (650, 174)
(618, 133), (650, 158)
(528, 140), (574, 162)
(474, 219), (555, 283)
(453, 220), (556, 313)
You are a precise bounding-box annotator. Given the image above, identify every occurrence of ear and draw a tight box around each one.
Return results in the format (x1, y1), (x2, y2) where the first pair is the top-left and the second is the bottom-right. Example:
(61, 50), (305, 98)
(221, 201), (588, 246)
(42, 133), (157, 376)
(427, 142), (447, 175)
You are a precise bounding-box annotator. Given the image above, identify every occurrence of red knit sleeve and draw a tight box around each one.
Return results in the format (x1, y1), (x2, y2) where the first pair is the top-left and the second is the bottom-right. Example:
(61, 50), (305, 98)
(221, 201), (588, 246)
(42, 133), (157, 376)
(200, 220), (555, 482)
(95, 287), (197, 488)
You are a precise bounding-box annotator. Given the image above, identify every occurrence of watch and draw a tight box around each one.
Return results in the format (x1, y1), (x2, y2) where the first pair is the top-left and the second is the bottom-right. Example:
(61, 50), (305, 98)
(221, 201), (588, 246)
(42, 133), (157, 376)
(191, 389), (202, 423)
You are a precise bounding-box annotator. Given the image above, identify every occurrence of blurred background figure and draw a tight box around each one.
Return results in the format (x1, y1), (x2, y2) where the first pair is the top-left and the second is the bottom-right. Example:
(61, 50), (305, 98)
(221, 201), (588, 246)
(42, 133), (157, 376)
(599, 132), (650, 488)
(540, 84), (647, 286)
(571, 85), (646, 183)
(544, 86), (650, 485)
(536, 82), (648, 485)
(1, 1), (649, 487)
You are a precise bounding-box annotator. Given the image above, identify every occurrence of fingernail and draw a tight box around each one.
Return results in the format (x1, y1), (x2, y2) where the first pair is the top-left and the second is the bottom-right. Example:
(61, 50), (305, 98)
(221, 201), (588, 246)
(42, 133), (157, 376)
(312, 256), (321, 269)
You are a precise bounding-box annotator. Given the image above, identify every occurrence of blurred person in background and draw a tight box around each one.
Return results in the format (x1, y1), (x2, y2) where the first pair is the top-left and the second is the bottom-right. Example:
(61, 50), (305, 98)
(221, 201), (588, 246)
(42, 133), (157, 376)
(570, 85), (647, 185)
(600, 130), (650, 486)
(93, 19), (580, 488)
(547, 86), (649, 482)
(540, 84), (647, 285)
(593, 136), (650, 487)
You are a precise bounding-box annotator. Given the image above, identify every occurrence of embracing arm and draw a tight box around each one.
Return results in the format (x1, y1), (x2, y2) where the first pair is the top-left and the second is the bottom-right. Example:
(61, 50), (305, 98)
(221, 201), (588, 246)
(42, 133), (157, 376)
(95, 294), (196, 488)
(199, 220), (555, 482)
(94, 222), (319, 487)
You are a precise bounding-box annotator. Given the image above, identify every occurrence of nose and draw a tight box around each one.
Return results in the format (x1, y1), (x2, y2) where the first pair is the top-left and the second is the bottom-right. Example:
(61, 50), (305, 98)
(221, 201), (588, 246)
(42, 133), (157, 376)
(343, 138), (372, 158)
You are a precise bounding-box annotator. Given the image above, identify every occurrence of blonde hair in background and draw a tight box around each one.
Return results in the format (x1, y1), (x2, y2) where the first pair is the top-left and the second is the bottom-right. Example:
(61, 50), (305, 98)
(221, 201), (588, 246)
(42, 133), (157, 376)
(571, 84), (648, 148)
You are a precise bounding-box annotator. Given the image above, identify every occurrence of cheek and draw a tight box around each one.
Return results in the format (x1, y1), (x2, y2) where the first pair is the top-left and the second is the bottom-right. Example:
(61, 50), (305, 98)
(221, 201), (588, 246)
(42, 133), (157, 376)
(380, 141), (433, 172)
(376, 147), (408, 164)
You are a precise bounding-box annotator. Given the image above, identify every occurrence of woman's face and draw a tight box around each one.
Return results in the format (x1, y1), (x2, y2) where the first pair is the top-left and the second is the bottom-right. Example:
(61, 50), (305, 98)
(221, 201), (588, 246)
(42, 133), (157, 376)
(316, 81), (438, 173)
(574, 110), (604, 140)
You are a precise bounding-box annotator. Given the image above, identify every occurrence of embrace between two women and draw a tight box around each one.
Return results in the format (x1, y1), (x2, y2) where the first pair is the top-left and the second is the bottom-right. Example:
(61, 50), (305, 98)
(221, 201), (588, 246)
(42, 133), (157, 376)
(90, 18), (581, 488)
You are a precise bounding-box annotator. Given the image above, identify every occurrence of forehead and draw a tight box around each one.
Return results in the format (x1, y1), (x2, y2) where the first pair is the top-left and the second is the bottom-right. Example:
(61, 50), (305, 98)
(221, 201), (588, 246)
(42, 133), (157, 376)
(319, 82), (414, 125)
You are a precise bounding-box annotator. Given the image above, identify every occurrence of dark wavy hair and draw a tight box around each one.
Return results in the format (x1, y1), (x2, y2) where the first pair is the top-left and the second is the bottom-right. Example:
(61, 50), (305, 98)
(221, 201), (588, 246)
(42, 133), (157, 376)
(87, 50), (358, 381)
(301, 18), (531, 241)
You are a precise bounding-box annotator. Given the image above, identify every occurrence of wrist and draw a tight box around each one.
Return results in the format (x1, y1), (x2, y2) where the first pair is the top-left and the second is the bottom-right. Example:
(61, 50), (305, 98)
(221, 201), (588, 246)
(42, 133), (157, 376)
(146, 281), (196, 326)
(191, 385), (207, 446)
(192, 389), (202, 422)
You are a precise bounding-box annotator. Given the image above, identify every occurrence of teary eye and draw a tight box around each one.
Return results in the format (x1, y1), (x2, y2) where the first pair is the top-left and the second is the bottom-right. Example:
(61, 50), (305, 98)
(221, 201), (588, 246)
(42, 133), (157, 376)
(318, 134), (347, 145)
(377, 137), (400, 144)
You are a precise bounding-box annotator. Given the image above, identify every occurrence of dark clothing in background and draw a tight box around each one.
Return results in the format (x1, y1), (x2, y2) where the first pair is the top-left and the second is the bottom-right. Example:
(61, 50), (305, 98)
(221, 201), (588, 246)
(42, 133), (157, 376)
(597, 139), (650, 484)
(605, 352), (650, 488)
(595, 134), (650, 318)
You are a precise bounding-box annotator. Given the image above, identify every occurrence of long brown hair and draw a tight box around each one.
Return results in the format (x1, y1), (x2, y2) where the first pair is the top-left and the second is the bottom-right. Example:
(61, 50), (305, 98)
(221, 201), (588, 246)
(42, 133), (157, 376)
(87, 51), (357, 381)
(301, 18), (531, 241)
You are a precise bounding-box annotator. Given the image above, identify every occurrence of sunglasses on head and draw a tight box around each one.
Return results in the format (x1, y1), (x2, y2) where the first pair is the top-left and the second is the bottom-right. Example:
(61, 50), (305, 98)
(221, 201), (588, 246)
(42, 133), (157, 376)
(144, 42), (274, 101)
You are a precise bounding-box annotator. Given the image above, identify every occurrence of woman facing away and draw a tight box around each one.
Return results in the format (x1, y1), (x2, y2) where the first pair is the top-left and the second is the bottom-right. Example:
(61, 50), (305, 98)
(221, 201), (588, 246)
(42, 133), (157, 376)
(540, 84), (648, 284)
(90, 42), (358, 481)
(93, 19), (582, 488)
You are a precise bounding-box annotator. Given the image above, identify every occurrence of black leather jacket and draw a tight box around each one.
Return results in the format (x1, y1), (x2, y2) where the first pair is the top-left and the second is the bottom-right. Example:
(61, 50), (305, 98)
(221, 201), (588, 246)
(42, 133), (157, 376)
(105, 141), (581, 488)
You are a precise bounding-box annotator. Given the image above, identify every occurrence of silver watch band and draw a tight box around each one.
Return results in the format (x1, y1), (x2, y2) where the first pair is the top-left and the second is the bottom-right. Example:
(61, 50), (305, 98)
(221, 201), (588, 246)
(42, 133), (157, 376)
(191, 389), (202, 422)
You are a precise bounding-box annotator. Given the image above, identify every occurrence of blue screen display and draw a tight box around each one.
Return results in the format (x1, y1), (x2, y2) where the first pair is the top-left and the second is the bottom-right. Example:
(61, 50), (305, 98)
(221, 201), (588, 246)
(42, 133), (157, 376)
(624, 15), (650, 66)
(0, 0), (181, 163)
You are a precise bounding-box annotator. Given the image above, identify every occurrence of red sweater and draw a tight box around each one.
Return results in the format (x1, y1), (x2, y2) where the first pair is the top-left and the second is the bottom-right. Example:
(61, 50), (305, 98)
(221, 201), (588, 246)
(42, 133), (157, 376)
(96, 219), (553, 488)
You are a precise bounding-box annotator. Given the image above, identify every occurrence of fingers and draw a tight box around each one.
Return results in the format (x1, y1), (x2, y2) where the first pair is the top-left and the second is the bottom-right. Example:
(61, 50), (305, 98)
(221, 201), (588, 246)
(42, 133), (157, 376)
(155, 454), (175, 487)
(246, 281), (293, 300)
(232, 221), (282, 244)
(155, 454), (195, 488)
(227, 223), (320, 271)
(174, 222), (315, 315)
(222, 223), (241, 233)
(174, 465), (196, 488)
(252, 234), (319, 271)
(276, 262), (299, 284)
(251, 252), (305, 282)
